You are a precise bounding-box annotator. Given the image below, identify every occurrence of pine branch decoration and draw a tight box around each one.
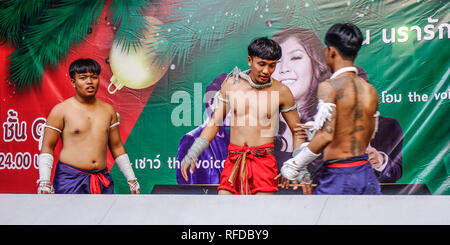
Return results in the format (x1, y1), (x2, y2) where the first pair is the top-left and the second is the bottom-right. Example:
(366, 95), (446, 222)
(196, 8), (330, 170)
(3, 0), (154, 93)
(0, 0), (53, 46)
(108, 0), (152, 53)
(148, 0), (271, 66)
(147, 0), (386, 69)
(284, 0), (324, 32)
(7, 0), (105, 92)
(1, 0), (385, 92)
(147, 0), (326, 67)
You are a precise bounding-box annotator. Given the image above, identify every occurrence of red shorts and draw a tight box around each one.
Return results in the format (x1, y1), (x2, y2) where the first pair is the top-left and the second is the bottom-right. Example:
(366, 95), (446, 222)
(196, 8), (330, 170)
(218, 143), (278, 195)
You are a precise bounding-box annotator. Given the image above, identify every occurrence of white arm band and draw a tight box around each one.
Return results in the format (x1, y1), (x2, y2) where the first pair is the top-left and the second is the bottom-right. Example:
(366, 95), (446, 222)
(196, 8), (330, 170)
(38, 123), (62, 151)
(280, 104), (298, 113)
(181, 137), (209, 167)
(110, 121), (120, 128)
(115, 154), (137, 181)
(38, 153), (54, 182)
(210, 91), (230, 114)
(217, 93), (229, 104)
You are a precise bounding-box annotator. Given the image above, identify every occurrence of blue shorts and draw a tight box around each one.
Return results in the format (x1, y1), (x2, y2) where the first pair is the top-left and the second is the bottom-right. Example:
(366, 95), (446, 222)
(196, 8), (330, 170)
(313, 154), (381, 195)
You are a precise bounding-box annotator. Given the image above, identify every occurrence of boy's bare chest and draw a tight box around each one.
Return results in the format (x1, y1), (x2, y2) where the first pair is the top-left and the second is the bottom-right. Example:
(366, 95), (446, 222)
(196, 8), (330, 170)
(63, 107), (111, 136)
(227, 87), (280, 119)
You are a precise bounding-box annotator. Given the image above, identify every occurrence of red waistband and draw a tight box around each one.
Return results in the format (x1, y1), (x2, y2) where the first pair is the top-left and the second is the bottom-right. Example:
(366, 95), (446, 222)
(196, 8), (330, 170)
(228, 143), (274, 151)
(66, 165), (111, 194)
(327, 160), (368, 168)
(226, 143), (274, 195)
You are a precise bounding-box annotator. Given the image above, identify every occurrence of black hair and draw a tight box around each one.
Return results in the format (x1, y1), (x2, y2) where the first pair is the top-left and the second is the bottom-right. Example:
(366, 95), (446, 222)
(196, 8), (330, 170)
(324, 23), (363, 60)
(68, 58), (101, 79)
(248, 37), (282, 60)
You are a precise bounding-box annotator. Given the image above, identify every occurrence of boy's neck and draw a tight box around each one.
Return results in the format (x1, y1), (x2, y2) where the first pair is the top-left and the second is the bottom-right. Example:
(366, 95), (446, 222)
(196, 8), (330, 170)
(74, 94), (96, 105)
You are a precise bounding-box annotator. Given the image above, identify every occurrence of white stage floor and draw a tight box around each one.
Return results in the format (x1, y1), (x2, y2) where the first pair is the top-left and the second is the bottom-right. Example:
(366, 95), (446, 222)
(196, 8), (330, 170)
(1, 194), (449, 225)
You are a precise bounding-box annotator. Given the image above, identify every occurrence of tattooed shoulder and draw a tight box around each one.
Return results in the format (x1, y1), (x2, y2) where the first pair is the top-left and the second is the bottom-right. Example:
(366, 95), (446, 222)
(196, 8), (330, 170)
(318, 81), (336, 101)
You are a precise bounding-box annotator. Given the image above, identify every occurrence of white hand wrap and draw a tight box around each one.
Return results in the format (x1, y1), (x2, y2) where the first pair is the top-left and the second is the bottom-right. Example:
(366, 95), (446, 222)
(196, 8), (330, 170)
(181, 137), (209, 167)
(281, 143), (320, 180)
(115, 154), (137, 181)
(37, 153), (55, 194)
(292, 142), (310, 158)
(38, 153), (53, 182)
(116, 154), (140, 193)
(37, 180), (55, 194)
(295, 166), (312, 184)
(128, 180), (140, 194)
(304, 100), (336, 140)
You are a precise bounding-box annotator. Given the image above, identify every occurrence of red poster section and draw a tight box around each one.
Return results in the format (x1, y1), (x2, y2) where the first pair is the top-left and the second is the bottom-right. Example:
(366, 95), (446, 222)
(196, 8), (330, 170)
(0, 1), (166, 193)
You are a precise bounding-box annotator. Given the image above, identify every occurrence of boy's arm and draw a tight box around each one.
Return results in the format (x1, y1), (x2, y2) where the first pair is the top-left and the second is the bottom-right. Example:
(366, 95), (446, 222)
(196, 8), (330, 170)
(306, 82), (337, 154)
(199, 81), (230, 141)
(279, 85), (303, 151)
(181, 79), (231, 181)
(277, 85), (313, 193)
(108, 110), (126, 158)
(37, 104), (64, 194)
(108, 108), (140, 194)
(280, 82), (337, 182)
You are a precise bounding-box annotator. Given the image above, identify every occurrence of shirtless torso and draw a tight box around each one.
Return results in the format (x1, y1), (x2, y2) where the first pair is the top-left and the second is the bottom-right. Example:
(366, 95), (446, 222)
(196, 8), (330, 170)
(311, 72), (379, 161)
(180, 38), (307, 194)
(218, 74), (300, 148)
(181, 69), (305, 193)
(203, 70), (303, 194)
(281, 23), (381, 194)
(37, 59), (138, 194)
(43, 97), (120, 170)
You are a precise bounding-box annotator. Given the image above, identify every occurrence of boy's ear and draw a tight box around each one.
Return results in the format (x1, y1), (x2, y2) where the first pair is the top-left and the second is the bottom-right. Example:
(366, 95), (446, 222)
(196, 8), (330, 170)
(247, 56), (252, 67)
(70, 78), (76, 88)
(329, 46), (340, 59)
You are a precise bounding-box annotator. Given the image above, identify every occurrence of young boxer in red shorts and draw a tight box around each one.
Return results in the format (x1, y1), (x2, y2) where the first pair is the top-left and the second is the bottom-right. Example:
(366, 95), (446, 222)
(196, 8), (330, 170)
(180, 37), (309, 195)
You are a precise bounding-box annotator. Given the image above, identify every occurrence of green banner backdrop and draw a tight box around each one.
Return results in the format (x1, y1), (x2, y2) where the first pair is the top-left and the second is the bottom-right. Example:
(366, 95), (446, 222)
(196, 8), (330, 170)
(0, 0), (448, 194)
(110, 0), (449, 194)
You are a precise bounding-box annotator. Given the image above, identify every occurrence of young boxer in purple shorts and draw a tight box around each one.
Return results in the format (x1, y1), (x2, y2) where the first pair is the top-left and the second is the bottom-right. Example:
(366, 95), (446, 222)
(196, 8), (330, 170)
(280, 23), (381, 195)
(37, 59), (140, 194)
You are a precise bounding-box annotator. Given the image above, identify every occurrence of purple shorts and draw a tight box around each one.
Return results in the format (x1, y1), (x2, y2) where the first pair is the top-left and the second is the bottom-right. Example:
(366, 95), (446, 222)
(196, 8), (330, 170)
(53, 162), (114, 194)
(313, 154), (381, 195)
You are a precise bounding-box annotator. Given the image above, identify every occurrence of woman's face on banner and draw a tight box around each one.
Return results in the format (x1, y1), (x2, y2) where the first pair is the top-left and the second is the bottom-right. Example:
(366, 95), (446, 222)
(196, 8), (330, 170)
(272, 37), (313, 105)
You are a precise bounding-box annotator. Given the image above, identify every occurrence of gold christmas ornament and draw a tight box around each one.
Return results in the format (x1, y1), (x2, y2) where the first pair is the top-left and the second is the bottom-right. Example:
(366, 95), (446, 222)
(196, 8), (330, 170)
(108, 16), (168, 94)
